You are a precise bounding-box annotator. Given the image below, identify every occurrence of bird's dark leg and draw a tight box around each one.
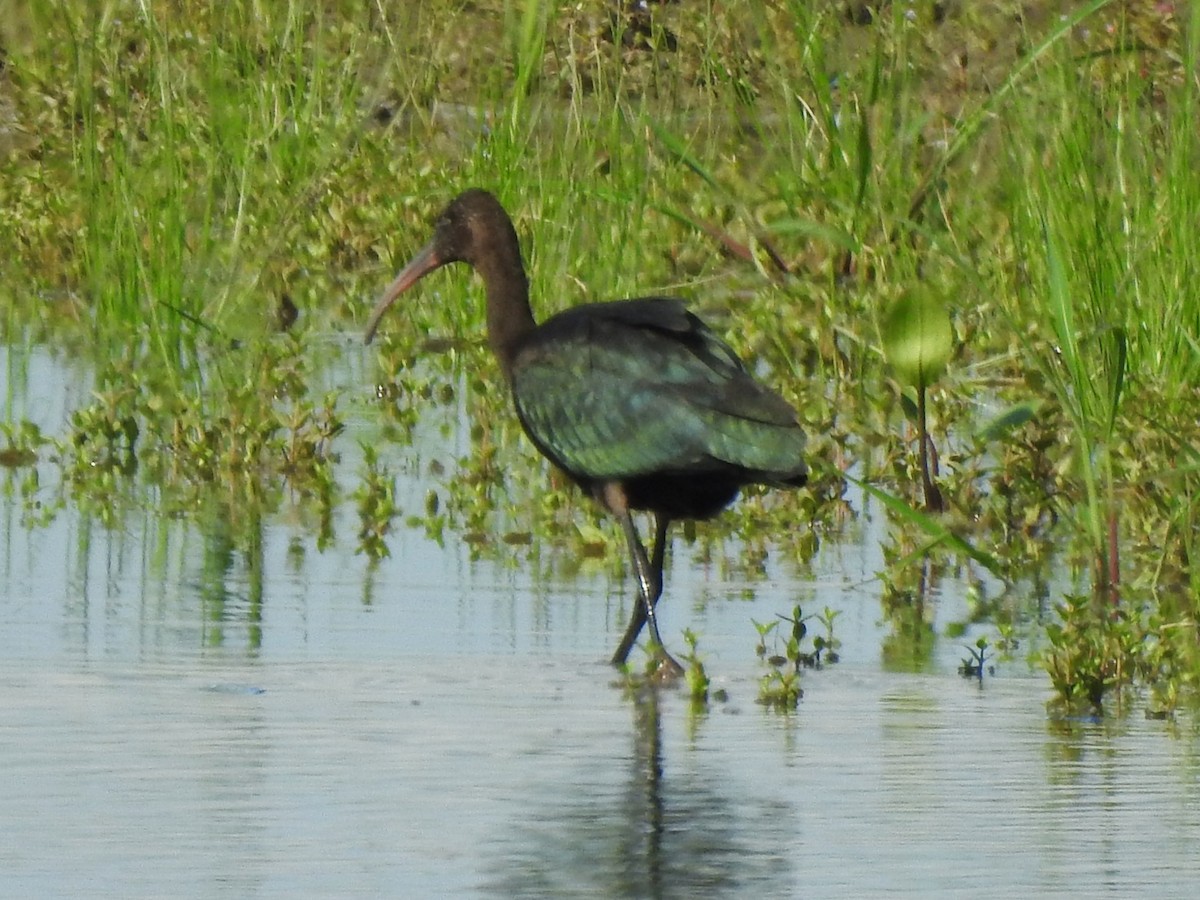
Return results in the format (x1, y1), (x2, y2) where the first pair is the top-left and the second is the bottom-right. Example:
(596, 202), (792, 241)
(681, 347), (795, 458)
(599, 485), (680, 674)
(618, 511), (664, 640)
(611, 514), (670, 666)
(612, 511), (682, 676)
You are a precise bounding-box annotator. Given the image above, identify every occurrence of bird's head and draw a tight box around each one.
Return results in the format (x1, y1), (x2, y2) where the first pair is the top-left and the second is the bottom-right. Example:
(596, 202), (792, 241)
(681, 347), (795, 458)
(364, 189), (519, 344)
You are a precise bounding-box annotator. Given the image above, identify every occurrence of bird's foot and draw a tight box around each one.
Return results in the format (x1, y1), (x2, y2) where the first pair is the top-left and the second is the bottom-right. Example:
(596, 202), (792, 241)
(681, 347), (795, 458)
(644, 644), (685, 683)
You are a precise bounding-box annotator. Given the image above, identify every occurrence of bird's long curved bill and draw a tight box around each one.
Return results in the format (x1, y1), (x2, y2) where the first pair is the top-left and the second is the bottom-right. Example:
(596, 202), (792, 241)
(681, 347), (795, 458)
(363, 241), (443, 344)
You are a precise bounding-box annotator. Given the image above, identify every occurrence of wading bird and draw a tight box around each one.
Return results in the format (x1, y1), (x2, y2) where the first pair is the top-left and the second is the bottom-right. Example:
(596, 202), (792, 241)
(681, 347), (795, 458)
(365, 189), (807, 672)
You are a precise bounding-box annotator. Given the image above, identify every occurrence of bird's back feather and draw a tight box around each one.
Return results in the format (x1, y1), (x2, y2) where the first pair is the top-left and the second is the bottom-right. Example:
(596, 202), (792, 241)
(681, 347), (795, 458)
(510, 298), (807, 489)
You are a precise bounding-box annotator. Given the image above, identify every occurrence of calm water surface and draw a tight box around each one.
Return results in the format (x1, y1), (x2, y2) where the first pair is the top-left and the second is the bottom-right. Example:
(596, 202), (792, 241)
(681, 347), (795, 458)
(3, 343), (1200, 898)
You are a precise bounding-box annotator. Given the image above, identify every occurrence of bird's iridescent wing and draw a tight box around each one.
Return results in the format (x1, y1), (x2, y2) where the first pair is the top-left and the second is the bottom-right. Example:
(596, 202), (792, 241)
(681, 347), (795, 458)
(510, 298), (805, 482)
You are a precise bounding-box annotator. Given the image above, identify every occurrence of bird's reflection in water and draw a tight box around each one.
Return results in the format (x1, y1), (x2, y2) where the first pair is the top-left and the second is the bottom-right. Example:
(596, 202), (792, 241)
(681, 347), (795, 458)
(483, 689), (795, 899)
(624, 687), (668, 896)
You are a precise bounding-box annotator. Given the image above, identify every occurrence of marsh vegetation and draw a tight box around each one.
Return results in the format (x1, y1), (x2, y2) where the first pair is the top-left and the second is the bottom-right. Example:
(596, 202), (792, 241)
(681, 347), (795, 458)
(1, 0), (1198, 715)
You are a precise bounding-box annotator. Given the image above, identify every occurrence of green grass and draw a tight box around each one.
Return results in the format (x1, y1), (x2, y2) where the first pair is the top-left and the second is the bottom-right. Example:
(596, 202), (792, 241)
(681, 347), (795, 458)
(991, 4), (1200, 707)
(991, 7), (1200, 709)
(1, 0), (1198, 710)
(3, 2), (376, 352)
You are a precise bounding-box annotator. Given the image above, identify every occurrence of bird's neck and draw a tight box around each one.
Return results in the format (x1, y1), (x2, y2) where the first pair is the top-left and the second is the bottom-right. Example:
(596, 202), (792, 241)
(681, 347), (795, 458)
(478, 251), (536, 381)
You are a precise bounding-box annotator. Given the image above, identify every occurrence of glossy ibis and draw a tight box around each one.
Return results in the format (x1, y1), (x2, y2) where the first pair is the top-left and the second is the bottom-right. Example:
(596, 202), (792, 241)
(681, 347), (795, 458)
(365, 189), (807, 671)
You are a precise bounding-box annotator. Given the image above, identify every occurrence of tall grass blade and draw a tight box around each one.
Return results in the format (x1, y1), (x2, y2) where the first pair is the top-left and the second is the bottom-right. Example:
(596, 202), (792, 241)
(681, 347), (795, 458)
(846, 474), (1002, 576)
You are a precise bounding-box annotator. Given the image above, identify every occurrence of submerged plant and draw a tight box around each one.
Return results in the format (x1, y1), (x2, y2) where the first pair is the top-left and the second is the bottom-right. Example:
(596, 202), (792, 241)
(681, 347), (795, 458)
(813, 606), (843, 665)
(755, 605), (814, 710)
(0, 421), (46, 470)
(354, 444), (397, 561)
(0, 421), (58, 527)
(1043, 594), (1140, 712)
(680, 629), (711, 707)
(958, 637), (992, 681)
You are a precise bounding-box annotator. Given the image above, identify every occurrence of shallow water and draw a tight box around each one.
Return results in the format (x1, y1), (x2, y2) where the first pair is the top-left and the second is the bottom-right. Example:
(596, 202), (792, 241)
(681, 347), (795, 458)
(3, 342), (1200, 898)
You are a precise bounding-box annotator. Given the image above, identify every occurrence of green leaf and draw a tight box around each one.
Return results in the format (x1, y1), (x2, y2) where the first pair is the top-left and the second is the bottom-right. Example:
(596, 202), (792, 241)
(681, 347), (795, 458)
(882, 289), (953, 389)
(847, 473), (1004, 576)
(648, 120), (719, 190)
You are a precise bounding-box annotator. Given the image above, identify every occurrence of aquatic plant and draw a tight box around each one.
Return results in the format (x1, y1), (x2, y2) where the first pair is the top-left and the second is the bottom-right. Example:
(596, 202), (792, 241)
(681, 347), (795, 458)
(959, 637), (991, 681)
(354, 443), (397, 562)
(1, 0), (1198, 713)
(680, 629), (711, 707)
(755, 605), (829, 710)
(881, 287), (952, 511)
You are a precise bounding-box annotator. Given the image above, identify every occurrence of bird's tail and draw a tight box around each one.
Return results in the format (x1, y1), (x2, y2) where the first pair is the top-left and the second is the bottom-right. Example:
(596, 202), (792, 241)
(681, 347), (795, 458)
(780, 468), (808, 488)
